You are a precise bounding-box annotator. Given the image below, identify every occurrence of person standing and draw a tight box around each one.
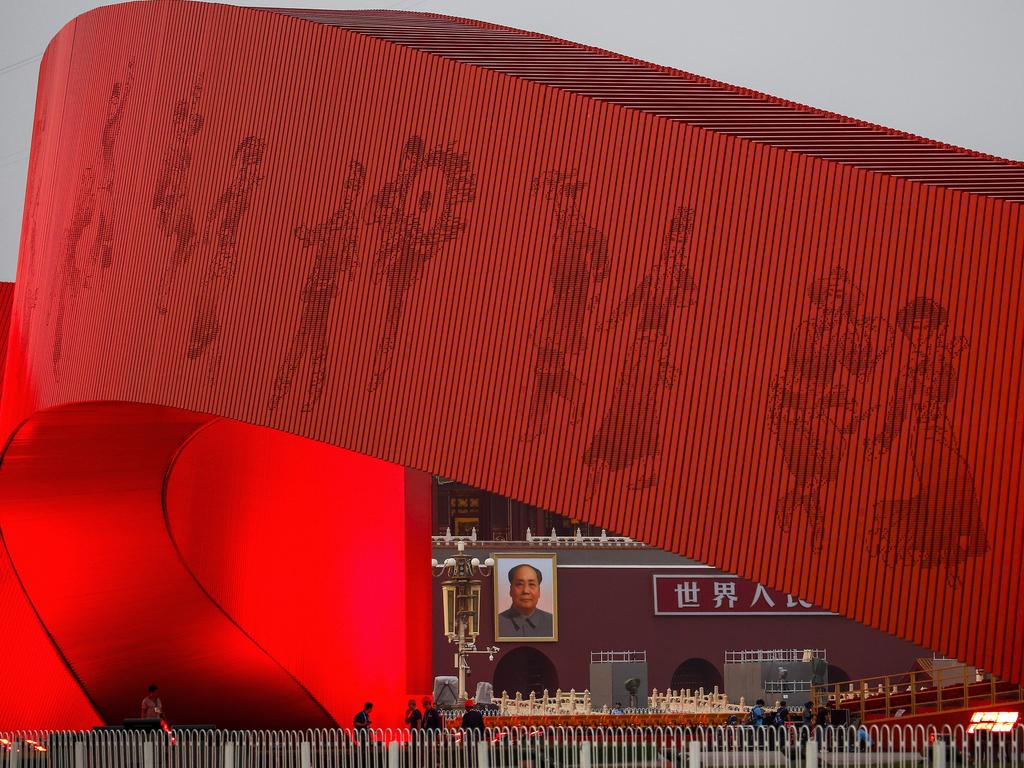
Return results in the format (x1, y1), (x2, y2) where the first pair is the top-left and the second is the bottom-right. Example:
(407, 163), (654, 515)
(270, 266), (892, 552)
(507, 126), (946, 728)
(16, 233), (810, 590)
(583, 206), (697, 498)
(185, 134), (266, 384)
(776, 701), (790, 725)
(802, 702), (815, 729)
(268, 160), (366, 412)
(460, 699), (485, 736)
(141, 685), (163, 720)
(521, 170), (610, 442)
(422, 698), (443, 732)
(865, 296), (985, 584)
(417, 698), (443, 768)
(767, 269), (893, 549)
(750, 699), (765, 726)
(749, 699), (767, 749)
(405, 699), (423, 729)
(354, 701), (373, 733)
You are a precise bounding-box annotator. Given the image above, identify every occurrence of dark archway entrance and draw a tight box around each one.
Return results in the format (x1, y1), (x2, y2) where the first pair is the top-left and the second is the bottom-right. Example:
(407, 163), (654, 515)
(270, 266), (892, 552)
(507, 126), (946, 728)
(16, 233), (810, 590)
(669, 658), (723, 692)
(827, 664), (850, 686)
(493, 647), (559, 696)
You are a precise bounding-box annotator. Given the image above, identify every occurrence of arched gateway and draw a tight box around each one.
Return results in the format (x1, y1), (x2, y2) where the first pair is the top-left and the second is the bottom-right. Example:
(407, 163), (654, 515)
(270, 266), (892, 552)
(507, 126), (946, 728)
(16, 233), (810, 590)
(493, 647), (560, 697)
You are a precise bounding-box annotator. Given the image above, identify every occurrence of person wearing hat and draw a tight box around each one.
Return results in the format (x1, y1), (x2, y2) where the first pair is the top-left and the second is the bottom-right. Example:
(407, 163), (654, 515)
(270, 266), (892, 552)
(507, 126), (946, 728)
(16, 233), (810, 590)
(460, 698), (485, 735)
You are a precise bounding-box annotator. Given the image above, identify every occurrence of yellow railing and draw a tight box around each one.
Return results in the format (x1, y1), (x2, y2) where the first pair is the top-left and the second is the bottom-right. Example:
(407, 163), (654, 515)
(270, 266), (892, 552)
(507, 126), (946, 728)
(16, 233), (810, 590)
(812, 667), (1024, 722)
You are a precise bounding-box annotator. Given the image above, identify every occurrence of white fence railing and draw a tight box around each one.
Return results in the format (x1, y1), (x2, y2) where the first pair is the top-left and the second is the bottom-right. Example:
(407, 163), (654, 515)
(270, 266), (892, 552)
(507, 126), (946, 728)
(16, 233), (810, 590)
(726, 649), (828, 663)
(432, 527), (645, 548)
(485, 684), (742, 716)
(492, 688), (593, 715)
(649, 687), (747, 713)
(1, 725), (1022, 768)
(764, 680), (813, 693)
(591, 650), (647, 664)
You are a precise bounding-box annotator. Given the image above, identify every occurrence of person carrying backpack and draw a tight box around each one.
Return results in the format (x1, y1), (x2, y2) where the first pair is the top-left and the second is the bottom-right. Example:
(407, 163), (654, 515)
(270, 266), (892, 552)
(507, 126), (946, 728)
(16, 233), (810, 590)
(750, 699), (765, 726)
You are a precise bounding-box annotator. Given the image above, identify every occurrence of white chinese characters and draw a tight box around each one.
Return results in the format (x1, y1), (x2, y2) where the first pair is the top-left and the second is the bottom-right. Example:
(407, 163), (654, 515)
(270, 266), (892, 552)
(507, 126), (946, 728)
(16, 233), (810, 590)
(675, 581), (700, 607)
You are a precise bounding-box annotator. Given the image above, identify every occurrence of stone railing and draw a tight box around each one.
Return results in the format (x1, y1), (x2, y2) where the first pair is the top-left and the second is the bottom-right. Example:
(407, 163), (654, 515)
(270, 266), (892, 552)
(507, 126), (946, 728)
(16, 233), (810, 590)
(493, 689), (592, 715)
(432, 527), (646, 548)
(648, 687), (747, 714)
(492, 687), (747, 716)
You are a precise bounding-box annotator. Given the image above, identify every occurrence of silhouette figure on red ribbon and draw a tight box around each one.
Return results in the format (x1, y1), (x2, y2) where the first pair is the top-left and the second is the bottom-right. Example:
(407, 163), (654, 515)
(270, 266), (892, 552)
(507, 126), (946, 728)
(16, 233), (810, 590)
(269, 160), (366, 412)
(768, 269), (893, 550)
(364, 136), (475, 392)
(521, 171), (610, 441)
(583, 207), (696, 499)
(84, 61), (133, 287)
(51, 168), (97, 376)
(154, 76), (204, 313)
(186, 136), (266, 383)
(865, 297), (987, 584)
(22, 109), (46, 340)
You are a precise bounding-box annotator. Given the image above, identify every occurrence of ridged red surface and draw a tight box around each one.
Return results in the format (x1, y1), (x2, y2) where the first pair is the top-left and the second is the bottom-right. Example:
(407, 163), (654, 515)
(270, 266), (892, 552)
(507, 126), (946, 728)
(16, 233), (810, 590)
(0, 402), (427, 729)
(270, 9), (1024, 200)
(165, 418), (431, 727)
(0, 0), (1022, 726)
(0, 283), (13, 394)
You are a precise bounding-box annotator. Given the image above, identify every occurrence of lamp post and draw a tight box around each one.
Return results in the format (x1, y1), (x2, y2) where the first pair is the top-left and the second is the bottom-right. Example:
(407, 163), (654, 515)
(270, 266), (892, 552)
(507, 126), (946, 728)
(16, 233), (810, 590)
(432, 541), (500, 703)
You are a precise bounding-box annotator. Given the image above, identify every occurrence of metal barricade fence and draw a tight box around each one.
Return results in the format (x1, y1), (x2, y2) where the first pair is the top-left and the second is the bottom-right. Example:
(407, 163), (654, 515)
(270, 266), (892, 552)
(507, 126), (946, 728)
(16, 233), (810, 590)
(1, 724), (1022, 768)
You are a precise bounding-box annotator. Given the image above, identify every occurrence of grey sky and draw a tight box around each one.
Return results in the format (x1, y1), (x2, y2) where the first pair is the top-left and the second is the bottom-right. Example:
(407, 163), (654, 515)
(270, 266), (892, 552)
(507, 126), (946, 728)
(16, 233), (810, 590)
(1, 0), (1022, 281)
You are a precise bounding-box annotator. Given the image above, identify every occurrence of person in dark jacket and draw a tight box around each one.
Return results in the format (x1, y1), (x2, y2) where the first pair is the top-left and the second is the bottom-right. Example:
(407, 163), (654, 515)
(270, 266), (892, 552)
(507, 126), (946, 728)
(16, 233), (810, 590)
(405, 699), (423, 729)
(422, 698), (444, 731)
(354, 701), (373, 733)
(460, 699), (485, 735)
(802, 702), (815, 728)
(776, 701), (790, 725)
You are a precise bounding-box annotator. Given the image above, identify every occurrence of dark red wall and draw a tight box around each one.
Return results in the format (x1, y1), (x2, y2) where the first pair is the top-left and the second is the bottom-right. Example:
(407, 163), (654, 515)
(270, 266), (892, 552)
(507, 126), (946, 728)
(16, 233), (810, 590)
(1, 0), (1023, 727)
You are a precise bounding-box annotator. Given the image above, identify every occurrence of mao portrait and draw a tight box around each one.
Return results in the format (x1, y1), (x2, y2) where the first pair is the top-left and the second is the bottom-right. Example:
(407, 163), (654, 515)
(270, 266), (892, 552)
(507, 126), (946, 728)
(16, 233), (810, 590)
(494, 553), (558, 642)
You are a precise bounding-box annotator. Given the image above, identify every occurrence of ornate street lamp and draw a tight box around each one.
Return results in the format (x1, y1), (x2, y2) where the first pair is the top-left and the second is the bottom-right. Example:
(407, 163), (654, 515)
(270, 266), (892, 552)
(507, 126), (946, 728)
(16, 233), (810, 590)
(432, 541), (500, 702)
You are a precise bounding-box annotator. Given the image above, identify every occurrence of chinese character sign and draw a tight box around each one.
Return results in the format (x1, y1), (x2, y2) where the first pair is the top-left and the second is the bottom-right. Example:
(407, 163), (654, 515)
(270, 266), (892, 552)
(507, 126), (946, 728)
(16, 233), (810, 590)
(653, 575), (829, 615)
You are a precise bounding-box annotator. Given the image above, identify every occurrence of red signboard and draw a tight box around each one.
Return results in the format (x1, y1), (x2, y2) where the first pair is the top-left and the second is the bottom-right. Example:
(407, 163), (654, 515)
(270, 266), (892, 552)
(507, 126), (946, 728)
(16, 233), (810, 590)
(653, 575), (831, 615)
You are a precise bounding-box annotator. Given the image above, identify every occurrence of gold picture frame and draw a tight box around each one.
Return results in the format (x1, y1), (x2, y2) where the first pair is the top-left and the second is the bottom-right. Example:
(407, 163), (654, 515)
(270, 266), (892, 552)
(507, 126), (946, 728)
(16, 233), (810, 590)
(493, 552), (558, 642)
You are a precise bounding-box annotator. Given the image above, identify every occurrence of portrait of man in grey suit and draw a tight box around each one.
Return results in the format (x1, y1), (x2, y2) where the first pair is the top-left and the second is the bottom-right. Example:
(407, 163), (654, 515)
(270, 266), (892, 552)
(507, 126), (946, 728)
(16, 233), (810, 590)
(495, 556), (558, 641)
